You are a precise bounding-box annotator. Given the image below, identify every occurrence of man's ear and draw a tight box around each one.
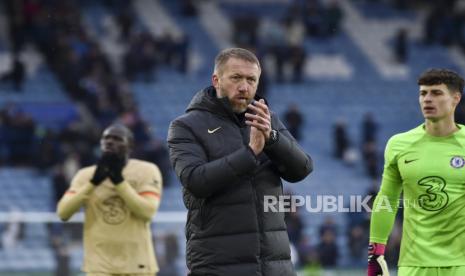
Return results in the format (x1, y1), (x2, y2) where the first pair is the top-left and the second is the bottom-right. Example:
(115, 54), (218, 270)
(454, 92), (462, 106)
(212, 73), (219, 91)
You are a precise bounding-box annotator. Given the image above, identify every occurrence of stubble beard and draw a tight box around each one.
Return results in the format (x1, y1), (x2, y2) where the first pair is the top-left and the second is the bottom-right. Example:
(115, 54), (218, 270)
(217, 86), (251, 114)
(232, 102), (249, 114)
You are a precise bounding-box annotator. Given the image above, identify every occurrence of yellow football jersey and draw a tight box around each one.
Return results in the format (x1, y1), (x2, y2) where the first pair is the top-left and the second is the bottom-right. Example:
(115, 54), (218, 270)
(65, 159), (162, 274)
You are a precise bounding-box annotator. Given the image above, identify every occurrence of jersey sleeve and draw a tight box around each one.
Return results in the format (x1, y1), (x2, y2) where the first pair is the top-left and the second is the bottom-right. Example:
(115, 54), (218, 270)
(113, 162), (163, 221)
(57, 169), (95, 221)
(137, 163), (163, 200)
(369, 137), (403, 244)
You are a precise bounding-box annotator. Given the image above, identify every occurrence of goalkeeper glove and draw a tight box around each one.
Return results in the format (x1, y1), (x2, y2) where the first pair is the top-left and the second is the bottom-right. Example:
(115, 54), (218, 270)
(367, 243), (389, 276)
(103, 152), (126, 185)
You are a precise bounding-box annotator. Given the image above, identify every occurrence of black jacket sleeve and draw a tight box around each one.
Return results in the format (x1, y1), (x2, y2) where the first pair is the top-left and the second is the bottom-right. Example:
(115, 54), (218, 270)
(264, 116), (313, 182)
(168, 120), (259, 198)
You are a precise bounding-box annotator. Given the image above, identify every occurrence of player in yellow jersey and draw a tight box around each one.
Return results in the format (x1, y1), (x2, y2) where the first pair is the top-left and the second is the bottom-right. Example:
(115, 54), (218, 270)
(57, 124), (162, 276)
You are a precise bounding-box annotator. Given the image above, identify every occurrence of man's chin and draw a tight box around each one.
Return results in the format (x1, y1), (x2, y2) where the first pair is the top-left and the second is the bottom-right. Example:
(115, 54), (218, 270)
(102, 150), (119, 157)
(232, 103), (249, 114)
(232, 107), (247, 114)
(424, 116), (442, 123)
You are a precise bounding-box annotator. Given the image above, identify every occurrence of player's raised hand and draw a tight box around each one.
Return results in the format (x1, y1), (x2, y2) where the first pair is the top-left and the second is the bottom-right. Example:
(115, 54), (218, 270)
(103, 152), (126, 185)
(90, 157), (109, 185)
(245, 99), (271, 140)
(248, 124), (265, 156)
(367, 243), (390, 276)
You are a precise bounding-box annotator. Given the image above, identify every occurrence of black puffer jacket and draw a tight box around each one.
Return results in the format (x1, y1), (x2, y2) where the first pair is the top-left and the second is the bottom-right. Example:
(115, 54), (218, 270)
(168, 86), (313, 276)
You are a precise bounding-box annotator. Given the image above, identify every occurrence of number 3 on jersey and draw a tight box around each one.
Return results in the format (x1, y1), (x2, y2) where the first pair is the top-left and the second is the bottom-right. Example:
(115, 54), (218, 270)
(417, 176), (449, 211)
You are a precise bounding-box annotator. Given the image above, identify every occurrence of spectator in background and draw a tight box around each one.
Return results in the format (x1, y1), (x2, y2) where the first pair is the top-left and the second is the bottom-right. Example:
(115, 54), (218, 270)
(317, 228), (339, 268)
(0, 109), (7, 165)
(285, 206), (305, 246)
(324, 0), (344, 36)
(361, 112), (378, 144)
(116, 8), (134, 41)
(362, 141), (379, 179)
(297, 235), (320, 270)
(361, 113), (379, 178)
(157, 233), (180, 276)
(181, 0), (197, 17)
(0, 56), (25, 91)
(232, 15), (259, 48)
(319, 217), (337, 238)
(4, 105), (36, 165)
(52, 166), (69, 210)
(284, 18), (307, 83)
(333, 118), (349, 159)
(35, 129), (62, 172)
(303, 0), (324, 37)
(394, 28), (408, 64)
(267, 20), (288, 83)
(172, 34), (189, 74)
(284, 103), (304, 141)
(348, 224), (367, 264)
(423, 7), (440, 45)
(317, 216), (340, 268)
(1, 208), (24, 250)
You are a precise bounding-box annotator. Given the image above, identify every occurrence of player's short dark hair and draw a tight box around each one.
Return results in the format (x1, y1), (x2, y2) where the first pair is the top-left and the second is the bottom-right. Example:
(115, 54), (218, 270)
(214, 48), (261, 76)
(417, 68), (464, 94)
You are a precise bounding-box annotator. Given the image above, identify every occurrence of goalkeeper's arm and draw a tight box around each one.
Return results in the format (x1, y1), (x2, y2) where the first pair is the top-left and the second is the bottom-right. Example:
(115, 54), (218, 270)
(367, 136), (403, 276)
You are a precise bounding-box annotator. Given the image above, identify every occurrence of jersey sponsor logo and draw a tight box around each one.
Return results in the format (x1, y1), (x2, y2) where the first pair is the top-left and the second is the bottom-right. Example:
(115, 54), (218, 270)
(417, 176), (449, 211)
(404, 158), (419, 164)
(207, 126), (222, 134)
(450, 156), (465, 168)
(98, 196), (128, 224)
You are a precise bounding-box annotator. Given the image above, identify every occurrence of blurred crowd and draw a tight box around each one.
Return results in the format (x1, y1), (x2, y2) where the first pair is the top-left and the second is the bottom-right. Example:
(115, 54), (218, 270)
(1, 0), (175, 189)
(232, 0), (343, 84)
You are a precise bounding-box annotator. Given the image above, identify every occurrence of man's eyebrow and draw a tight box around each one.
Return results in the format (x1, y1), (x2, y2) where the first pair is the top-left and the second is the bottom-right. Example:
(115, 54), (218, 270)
(419, 88), (443, 92)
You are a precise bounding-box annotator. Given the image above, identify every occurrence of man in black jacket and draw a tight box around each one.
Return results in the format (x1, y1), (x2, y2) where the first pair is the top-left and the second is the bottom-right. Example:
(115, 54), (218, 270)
(168, 48), (313, 276)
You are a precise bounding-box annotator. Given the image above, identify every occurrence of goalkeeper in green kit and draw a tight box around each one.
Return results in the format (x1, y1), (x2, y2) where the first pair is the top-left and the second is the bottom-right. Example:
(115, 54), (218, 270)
(368, 68), (465, 276)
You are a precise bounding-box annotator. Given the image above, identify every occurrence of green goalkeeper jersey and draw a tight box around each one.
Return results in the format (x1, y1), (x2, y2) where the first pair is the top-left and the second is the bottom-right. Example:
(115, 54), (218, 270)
(370, 124), (465, 267)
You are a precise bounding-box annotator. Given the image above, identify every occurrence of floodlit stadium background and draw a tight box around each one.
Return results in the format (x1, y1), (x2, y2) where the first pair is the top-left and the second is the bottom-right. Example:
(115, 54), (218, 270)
(0, 0), (463, 275)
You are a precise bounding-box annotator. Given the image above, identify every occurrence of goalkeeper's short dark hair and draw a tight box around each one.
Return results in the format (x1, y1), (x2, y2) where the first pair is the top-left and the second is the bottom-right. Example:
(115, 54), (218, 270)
(418, 68), (464, 94)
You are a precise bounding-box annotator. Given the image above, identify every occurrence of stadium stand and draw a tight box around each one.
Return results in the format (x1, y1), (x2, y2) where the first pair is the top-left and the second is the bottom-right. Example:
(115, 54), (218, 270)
(1, 0), (465, 275)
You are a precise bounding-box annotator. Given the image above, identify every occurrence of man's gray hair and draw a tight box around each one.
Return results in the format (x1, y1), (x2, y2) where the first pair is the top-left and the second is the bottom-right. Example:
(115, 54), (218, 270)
(214, 48), (261, 76)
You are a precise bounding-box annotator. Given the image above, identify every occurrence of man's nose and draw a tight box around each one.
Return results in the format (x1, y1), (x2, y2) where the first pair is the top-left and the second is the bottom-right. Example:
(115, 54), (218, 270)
(423, 94), (433, 102)
(238, 81), (249, 92)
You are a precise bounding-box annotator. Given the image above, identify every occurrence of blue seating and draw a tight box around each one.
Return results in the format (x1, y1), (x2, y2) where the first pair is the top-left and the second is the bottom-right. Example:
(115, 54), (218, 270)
(0, 67), (68, 104)
(0, 169), (53, 212)
(0, 248), (55, 271)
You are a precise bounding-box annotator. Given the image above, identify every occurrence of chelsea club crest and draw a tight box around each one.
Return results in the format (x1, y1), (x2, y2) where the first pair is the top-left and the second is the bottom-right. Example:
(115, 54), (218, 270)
(450, 156), (465, 168)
